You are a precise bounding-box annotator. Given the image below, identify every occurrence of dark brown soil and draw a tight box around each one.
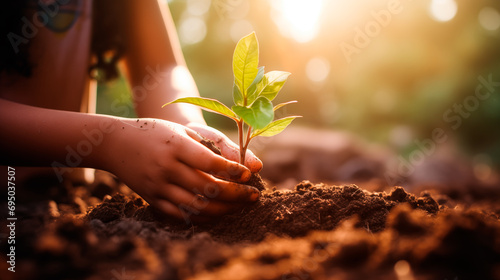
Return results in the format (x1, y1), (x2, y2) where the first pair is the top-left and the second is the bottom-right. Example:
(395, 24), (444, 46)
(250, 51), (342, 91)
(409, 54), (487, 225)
(86, 182), (439, 244)
(246, 172), (266, 191)
(2, 169), (499, 280)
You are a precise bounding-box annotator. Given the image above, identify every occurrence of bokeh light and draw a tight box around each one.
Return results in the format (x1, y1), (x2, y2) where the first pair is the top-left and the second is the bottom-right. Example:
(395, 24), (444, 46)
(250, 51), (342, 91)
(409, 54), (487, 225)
(429, 0), (458, 22)
(478, 7), (500, 31)
(178, 16), (207, 45)
(98, 0), (500, 169)
(186, 0), (211, 16)
(305, 57), (330, 83)
(394, 260), (411, 278)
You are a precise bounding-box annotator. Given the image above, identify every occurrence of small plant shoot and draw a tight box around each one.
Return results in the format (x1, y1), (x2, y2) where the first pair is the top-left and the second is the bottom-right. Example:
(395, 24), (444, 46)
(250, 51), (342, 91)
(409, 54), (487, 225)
(163, 32), (300, 164)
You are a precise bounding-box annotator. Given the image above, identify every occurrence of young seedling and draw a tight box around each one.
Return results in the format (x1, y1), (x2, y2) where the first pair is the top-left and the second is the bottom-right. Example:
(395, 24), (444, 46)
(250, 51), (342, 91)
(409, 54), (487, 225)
(163, 32), (300, 165)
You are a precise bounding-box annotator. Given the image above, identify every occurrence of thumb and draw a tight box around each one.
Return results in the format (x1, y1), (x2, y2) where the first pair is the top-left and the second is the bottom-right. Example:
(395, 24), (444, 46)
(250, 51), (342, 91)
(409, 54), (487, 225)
(186, 123), (263, 172)
(243, 148), (263, 173)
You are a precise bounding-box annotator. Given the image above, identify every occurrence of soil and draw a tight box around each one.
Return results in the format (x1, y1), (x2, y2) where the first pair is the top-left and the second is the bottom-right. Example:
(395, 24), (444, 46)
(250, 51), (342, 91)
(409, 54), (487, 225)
(1, 134), (499, 280)
(1, 168), (500, 280)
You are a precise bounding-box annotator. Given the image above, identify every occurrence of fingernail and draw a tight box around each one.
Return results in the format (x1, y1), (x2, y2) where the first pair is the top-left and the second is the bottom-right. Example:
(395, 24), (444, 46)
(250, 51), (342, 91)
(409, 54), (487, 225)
(241, 169), (251, 182)
(254, 158), (263, 172)
(249, 188), (260, 201)
(186, 129), (203, 142)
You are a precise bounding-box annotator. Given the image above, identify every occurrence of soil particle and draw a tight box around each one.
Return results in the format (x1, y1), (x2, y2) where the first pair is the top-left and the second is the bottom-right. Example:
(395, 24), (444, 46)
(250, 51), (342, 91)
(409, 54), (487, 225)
(200, 138), (222, 155)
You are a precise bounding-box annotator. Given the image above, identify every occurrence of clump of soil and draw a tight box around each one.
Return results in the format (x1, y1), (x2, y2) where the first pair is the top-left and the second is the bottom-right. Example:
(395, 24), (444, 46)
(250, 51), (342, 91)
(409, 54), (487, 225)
(246, 173), (266, 191)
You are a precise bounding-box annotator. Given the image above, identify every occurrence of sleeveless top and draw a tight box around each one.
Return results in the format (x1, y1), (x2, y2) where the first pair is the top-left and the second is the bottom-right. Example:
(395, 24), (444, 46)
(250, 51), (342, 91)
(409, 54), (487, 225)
(0, 0), (95, 113)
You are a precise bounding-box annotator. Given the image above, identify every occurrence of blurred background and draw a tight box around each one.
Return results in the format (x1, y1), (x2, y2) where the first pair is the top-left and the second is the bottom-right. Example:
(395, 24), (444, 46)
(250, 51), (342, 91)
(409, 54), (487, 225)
(97, 0), (500, 190)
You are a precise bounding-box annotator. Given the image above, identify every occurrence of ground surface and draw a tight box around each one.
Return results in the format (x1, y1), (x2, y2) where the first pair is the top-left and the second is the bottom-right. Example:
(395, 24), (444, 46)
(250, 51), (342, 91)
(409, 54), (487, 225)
(1, 168), (499, 280)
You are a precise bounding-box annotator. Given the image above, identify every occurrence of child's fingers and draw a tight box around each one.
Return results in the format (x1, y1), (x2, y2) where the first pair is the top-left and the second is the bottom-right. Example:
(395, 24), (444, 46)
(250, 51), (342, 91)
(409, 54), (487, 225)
(186, 124), (263, 173)
(219, 143), (263, 173)
(243, 149), (263, 173)
(202, 133), (263, 173)
(178, 133), (252, 182)
(155, 183), (242, 217)
(168, 162), (260, 203)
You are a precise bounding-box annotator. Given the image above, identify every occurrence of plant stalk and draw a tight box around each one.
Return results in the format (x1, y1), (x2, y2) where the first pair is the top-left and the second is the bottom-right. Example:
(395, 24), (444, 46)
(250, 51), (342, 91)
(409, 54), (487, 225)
(243, 125), (252, 159)
(237, 120), (245, 164)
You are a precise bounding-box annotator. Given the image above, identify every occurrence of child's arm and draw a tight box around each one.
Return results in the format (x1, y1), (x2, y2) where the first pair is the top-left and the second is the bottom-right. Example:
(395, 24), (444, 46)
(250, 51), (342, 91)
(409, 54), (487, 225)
(120, 0), (263, 172)
(0, 98), (259, 221)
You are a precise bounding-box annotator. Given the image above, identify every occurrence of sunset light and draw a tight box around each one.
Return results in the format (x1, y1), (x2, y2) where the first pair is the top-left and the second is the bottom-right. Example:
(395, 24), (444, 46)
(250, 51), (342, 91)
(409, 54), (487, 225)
(429, 0), (458, 22)
(270, 0), (323, 43)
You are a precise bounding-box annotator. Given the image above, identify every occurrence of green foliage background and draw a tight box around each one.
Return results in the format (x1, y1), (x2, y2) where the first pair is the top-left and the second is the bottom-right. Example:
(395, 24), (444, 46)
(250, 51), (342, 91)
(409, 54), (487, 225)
(97, 0), (500, 167)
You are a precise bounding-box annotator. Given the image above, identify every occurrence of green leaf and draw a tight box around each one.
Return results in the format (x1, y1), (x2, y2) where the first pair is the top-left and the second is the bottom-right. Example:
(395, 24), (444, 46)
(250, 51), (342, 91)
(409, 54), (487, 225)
(232, 82), (243, 106)
(256, 71), (291, 101)
(162, 97), (237, 120)
(232, 97), (274, 130)
(274, 100), (297, 111)
(251, 116), (301, 138)
(233, 32), (259, 100)
(246, 66), (265, 105)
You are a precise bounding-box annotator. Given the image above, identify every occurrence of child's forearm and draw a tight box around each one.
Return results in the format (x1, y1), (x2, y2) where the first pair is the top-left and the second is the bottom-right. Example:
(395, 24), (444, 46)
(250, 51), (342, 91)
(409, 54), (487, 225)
(0, 98), (116, 170)
(120, 0), (206, 125)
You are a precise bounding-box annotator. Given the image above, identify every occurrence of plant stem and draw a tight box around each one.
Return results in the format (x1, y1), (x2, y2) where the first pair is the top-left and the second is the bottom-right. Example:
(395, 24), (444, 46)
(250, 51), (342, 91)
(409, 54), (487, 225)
(237, 120), (245, 164)
(243, 125), (252, 157)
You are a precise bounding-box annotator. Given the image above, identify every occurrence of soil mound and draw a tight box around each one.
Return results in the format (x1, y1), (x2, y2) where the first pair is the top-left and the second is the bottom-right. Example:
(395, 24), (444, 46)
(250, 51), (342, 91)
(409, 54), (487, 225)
(2, 176), (499, 280)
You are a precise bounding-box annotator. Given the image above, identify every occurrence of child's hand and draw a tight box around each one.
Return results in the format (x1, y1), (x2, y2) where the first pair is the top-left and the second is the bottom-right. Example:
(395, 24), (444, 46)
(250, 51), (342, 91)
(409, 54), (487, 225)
(102, 118), (260, 222)
(186, 122), (263, 173)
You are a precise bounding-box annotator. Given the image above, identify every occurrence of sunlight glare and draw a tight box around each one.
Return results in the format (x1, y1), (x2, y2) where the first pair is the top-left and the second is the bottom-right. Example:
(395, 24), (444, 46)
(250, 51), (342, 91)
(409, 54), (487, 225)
(429, 0), (457, 22)
(271, 0), (323, 43)
(171, 66), (196, 92)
